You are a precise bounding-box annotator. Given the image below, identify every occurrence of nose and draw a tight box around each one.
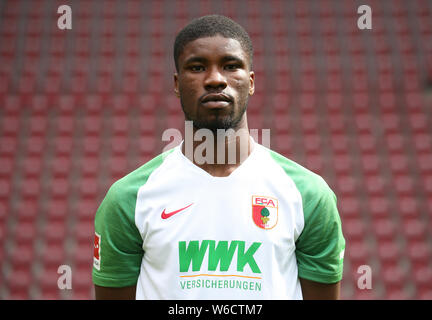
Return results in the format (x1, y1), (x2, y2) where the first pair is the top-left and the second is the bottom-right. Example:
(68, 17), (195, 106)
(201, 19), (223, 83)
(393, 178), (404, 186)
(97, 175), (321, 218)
(204, 67), (227, 91)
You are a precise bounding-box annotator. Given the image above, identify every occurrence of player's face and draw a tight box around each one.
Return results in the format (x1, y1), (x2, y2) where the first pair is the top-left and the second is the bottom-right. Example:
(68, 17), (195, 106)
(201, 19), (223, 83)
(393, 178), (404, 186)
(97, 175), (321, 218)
(174, 35), (254, 131)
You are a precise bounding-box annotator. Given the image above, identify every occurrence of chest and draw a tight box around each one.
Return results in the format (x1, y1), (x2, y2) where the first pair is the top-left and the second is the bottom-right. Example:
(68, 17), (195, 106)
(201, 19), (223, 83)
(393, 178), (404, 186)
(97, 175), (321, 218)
(135, 180), (304, 272)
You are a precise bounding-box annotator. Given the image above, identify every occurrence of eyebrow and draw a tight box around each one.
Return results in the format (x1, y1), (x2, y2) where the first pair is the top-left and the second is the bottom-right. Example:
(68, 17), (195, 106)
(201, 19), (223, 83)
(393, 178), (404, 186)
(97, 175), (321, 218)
(220, 55), (245, 65)
(183, 55), (246, 66)
(183, 56), (207, 65)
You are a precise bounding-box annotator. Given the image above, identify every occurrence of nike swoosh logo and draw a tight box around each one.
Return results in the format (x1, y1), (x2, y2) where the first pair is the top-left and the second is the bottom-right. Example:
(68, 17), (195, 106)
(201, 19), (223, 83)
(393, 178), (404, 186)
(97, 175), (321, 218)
(161, 203), (193, 219)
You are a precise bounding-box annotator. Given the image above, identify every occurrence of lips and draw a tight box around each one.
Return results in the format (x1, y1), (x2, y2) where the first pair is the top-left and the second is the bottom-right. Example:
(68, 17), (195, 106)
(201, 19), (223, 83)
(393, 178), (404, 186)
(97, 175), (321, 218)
(200, 93), (232, 108)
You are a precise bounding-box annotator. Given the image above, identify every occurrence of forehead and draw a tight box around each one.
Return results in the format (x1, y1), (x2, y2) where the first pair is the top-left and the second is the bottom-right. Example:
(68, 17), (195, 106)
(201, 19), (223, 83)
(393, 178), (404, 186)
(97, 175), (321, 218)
(179, 35), (248, 63)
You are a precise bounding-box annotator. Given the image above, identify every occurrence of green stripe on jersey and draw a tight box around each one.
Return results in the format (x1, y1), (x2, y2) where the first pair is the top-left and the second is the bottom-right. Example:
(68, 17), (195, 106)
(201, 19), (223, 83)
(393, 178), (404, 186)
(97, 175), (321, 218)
(268, 148), (345, 284)
(92, 148), (174, 287)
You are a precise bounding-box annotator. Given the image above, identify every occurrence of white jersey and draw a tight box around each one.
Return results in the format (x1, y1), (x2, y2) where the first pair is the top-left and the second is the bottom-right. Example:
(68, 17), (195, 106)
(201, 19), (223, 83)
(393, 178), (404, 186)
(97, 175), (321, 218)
(92, 140), (345, 299)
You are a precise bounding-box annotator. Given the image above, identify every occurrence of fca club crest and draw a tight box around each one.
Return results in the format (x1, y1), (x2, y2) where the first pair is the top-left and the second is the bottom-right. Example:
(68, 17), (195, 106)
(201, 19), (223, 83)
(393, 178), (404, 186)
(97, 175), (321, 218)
(252, 196), (278, 229)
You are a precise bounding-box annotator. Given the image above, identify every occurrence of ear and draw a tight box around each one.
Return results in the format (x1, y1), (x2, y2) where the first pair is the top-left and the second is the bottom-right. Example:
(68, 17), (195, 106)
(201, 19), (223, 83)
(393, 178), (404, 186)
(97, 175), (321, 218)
(249, 71), (255, 96)
(174, 73), (180, 98)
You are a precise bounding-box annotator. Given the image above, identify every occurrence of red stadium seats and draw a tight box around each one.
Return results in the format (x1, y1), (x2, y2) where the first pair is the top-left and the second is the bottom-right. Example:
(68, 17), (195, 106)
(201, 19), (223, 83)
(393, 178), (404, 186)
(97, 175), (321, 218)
(46, 199), (69, 222)
(11, 222), (38, 247)
(397, 196), (420, 220)
(8, 243), (35, 271)
(393, 174), (415, 197)
(401, 218), (428, 242)
(71, 241), (93, 268)
(336, 175), (358, 197)
(347, 240), (371, 265)
(35, 270), (61, 299)
(38, 243), (67, 270)
(361, 154), (381, 176)
(49, 178), (70, 201)
(365, 175), (386, 197)
(372, 218), (398, 241)
(338, 196), (360, 219)
(377, 240), (402, 265)
(71, 266), (93, 299)
(408, 240), (431, 270)
(76, 199), (98, 222)
(51, 155), (73, 179)
(16, 199), (39, 223)
(413, 266), (432, 298)
(41, 221), (67, 246)
(343, 218), (366, 241)
(5, 269), (32, 299)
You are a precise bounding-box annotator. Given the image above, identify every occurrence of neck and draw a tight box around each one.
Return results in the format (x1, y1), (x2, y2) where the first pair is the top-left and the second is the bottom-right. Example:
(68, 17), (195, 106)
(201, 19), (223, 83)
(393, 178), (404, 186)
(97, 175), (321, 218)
(181, 118), (253, 177)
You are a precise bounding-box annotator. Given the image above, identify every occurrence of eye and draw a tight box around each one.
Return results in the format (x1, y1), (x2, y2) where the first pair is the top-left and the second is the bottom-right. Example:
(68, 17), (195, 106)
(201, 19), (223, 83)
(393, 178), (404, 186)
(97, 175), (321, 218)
(189, 65), (205, 72)
(225, 64), (240, 70)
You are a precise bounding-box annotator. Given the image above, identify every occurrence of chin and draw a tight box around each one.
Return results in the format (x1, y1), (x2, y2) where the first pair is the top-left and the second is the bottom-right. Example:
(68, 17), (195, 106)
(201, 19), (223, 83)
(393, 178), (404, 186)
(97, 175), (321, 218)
(193, 116), (244, 132)
(184, 104), (247, 131)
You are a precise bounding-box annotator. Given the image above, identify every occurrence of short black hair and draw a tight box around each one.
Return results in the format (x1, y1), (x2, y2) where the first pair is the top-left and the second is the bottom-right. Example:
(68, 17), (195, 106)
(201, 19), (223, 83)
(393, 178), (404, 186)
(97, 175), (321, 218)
(173, 14), (253, 72)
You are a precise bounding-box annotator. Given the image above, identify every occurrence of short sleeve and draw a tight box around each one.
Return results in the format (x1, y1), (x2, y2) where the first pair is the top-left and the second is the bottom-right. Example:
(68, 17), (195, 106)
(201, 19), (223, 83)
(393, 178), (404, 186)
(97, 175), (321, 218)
(295, 179), (345, 284)
(92, 181), (144, 287)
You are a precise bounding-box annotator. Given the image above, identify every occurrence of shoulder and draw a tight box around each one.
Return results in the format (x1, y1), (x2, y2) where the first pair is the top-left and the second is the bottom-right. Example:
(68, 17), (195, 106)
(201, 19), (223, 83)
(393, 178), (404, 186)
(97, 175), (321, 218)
(109, 148), (175, 196)
(263, 146), (333, 195)
(102, 147), (176, 210)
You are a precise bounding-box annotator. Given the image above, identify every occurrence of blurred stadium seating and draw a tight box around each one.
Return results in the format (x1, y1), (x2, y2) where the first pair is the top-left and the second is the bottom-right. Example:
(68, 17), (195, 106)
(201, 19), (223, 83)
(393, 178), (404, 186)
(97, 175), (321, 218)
(0, 0), (431, 299)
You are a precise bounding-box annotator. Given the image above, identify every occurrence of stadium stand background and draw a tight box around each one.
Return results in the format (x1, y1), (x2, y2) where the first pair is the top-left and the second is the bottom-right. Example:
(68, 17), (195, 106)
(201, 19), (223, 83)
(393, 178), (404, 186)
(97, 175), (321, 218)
(0, 0), (431, 299)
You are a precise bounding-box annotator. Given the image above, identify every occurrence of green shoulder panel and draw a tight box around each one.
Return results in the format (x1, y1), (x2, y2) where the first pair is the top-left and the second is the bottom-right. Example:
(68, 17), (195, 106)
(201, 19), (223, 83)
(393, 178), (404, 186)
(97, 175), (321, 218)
(92, 148), (174, 287)
(268, 148), (345, 284)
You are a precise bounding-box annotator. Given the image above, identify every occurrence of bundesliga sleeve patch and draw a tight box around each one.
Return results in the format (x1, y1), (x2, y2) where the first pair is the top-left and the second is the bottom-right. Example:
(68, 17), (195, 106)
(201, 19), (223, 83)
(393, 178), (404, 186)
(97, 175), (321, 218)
(93, 232), (101, 270)
(252, 196), (278, 230)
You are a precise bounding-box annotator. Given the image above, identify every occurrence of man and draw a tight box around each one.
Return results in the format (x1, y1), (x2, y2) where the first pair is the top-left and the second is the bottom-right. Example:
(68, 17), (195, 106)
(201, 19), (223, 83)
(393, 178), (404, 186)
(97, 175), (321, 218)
(92, 15), (345, 300)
